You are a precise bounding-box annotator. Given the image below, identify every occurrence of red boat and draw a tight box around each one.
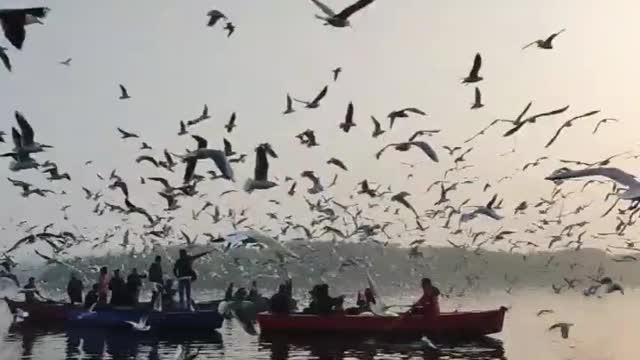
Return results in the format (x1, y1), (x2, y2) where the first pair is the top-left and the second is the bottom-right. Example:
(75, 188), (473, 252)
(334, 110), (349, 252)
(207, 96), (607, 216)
(257, 307), (507, 338)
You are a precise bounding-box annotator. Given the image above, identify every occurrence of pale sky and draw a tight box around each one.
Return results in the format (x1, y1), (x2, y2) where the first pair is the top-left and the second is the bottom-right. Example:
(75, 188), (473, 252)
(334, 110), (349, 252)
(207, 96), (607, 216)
(2, 0), (639, 263)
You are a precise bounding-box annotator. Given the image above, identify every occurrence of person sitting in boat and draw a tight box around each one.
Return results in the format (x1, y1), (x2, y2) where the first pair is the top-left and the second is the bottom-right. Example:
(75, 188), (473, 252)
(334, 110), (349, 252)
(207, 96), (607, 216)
(269, 284), (293, 315)
(247, 280), (260, 302)
(84, 283), (99, 309)
(173, 249), (210, 310)
(304, 284), (344, 315)
(162, 279), (177, 310)
(97, 266), (109, 305)
(66, 273), (84, 305)
(148, 256), (164, 305)
(108, 269), (126, 306)
(22, 277), (42, 304)
(224, 283), (234, 301)
(233, 287), (248, 301)
(409, 278), (441, 317)
(126, 268), (146, 306)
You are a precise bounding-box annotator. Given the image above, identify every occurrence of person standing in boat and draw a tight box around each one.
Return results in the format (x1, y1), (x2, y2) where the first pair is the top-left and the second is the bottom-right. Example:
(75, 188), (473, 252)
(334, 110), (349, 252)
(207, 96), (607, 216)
(126, 268), (146, 306)
(148, 256), (164, 306)
(66, 273), (84, 305)
(269, 284), (292, 314)
(173, 249), (210, 310)
(97, 266), (109, 305)
(22, 277), (43, 304)
(409, 278), (441, 317)
(248, 280), (260, 302)
(84, 283), (99, 309)
(224, 283), (234, 301)
(108, 269), (126, 306)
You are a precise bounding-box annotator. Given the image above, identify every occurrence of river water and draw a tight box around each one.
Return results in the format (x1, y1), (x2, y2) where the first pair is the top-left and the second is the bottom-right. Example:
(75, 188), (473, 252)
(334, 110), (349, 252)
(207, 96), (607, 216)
(0, 289), (636, 360)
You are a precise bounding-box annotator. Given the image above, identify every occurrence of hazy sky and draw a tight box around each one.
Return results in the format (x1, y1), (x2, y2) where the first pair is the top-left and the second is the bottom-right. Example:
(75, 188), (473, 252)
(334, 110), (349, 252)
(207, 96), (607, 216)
(2, 0), (639, 262)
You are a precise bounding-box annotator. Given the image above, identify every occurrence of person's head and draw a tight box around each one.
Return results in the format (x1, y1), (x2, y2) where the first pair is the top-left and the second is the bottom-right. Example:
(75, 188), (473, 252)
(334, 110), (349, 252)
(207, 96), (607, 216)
(113, 269), (120, 277)
(70, 273), (77, 280)
(154, 255), (161, 263)
(100, 266), (107, 275)
(421, 278), (432, 291)
(179, 249), (187, 258)
(278, 284), (287, 294)
(28, 277), (35, 284)
(252, 280), (257, 287)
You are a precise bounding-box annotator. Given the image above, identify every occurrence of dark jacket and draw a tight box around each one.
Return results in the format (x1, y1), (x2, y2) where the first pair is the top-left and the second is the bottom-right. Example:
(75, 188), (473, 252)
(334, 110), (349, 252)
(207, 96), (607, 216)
(269, 292), (291, 314)
(84, 290), (98, 309)
(148, 262), (163, 284)
(67, 278), (84, 303)
(173, 252), (209, 280)
(108, 276), (126, 305)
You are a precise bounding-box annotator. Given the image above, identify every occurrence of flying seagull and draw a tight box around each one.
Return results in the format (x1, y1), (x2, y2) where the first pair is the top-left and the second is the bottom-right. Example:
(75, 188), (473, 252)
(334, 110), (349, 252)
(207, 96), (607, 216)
(546, 167), (640, 201)
(225, 112), (236, 133)
(593, 118), (618, 134)
(294, 85), (328, 109)
(118, 84), (130, 99)
(283, 94), (295, 114)
(206, 10), (227, 27)
(339, 102), (356, 132)
(332, 67), (342, 81)
(59, 58), (71, 66)
(462, 53), (482, 84)
(523, 29), (566, 50)
(0, 46), (11, 71)
(327, 157), (348, 171)
(12, 111), (52, 153)
(0, 7), (49, 49)
(182, 135), (234, 183)
(391, 191), (419, 218)
(471, 87), (483, 109)
(460, 194), (503, 222)
(224, 22), (235, 37)
(371, 116), (385, 138)
(117, 128), (138, 139)
(310, 0), (375, 28)
(548, 322), (573, 339)
(376, 141), (438, 162)
(503, 105), (570, 137)
(545, 110), (600, 148)
(244, 143), (278, 193)
(388, 107), (426, 129)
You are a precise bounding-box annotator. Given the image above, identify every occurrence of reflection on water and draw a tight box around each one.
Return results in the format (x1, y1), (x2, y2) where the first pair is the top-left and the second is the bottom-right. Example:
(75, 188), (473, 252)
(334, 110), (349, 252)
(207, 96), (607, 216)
(1, 290), (638, 359)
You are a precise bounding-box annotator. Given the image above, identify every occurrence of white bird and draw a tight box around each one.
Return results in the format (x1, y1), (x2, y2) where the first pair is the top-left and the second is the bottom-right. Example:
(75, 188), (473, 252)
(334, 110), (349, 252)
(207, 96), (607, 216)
(182, 135), (234, 183)
(461, 194), (503, 222)
(546, 167), (640, 201)
(225, 229), (300, 259)
(174, 345), (200, 360)
(12, 111), (52, 154)
(310, 0), (375, 28)
(1, 150), (38, 171)
(125, 315), (150, 331)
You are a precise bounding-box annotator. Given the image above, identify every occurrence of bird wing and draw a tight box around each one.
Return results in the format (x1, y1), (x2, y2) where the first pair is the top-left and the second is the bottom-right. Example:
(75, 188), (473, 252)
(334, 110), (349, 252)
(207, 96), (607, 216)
(522, 41), (538, 50)
(119, 84), (128, 96)
(15, 111), (34, 145)
(502, 121), (528, 137)
(148, 177), (170, 189)
(545, 28), (566, 43)
(11, 127), (21, 149)
(136, 155), (159, 167)
(546, 167), (640, 188)
(371, 116), (381, 131)
(486, 194), (498, 209)
(336, 0), (375, 20)
(311, 85), (328, 105)
(474, 87), (481, 103)
(375, 144), (394, 159)
(544, 121), (571, 148)
(254, 146), (269, 181)
(191, 135), (208, 149)
(409, 141), (438, 162)
(528, 105), (570, 122)
(469, 53), (482, 78)
(310, 0), (336, 16)
(164, 149), (175, 166)
(224, 138), (233, 155)
(402, 107), (426, 115)
(344, 102), (354, 125)
(0, 49), (11, 71)
(207, 10), (226, 26)
(209, 150), (234, 180)
(514, 102), (533, 124)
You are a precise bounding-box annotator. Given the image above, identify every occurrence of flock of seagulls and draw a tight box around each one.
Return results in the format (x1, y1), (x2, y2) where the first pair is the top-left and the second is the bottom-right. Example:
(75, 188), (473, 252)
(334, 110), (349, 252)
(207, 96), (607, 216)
(0, 1), (635, 351)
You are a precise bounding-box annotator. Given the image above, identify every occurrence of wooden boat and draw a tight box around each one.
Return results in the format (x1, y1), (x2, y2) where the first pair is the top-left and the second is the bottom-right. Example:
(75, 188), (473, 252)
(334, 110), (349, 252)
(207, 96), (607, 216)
(67, 308), (223, 331)
(257, 307), (507, 338)
(3, 297), (83, 322)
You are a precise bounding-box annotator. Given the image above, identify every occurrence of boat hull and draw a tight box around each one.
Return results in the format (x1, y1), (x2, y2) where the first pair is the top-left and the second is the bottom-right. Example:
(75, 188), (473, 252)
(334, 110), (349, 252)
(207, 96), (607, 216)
(67, 309), (223, 331)
(257, 307), (507, 338)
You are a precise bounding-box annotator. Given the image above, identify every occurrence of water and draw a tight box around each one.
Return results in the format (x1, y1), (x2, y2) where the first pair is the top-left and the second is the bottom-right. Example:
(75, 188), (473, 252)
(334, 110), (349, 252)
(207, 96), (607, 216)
(0, 289), (637, 359)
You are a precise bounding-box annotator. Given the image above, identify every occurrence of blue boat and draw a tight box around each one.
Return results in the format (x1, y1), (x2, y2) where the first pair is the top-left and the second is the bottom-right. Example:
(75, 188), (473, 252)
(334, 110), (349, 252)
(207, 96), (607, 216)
(67, 308), (223, 332)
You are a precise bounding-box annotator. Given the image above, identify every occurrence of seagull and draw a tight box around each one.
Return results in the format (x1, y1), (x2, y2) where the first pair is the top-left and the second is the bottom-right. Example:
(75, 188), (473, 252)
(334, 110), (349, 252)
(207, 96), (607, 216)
(503, 105), (570, 137)
(0, 46), (11, 71)
(159, 192), (180, 211)
(471, 87), (483, 109)
(592, 118), (618, 134)
(182, 135), (234, 183)
(310, 0), (375, 28)
(388, 107), (426, 129)
(2, 148), (38, 171)
(548, 322), (573, 339)
(0, 7), (49, 49)
(408, 130), (440, 141)
(178, 121), (188, 136)
(59, 58), (71, 66)
(442, 146), (462, 156)
(537, 309), (554, 317)
(545, 167), (640, 201)
(224, 22), (235, 37)
(294, 85), (328, 109)
(391, 191), (419, 218)
(12, 112), (52, 153)
(376, 141), (438, 162)
(301, 170), (324, 194)
(462, 53), (482, 84)
(174, 345), (200, 360)
(523, 29), (566, 50)
(339, 102), (356, 132)
(371, 116), (385, 138)
(282, 94), (297, 115)
(187, 105), (211, 126)
(545, 110), (600, 148)
(327, 157), (348, 171)
(140, 142), (152, 150)
(244, 143), (278, 193)
(461, 194), (503, 222)
(43, 166), (71, 181)
(118, 84), (130, 99)
(117, 127), (138, 139)
(0, 131), (5, 143)
(332, 67), (342, 81)
(225, 112), (236, 133)
(207, 10), (227, 27)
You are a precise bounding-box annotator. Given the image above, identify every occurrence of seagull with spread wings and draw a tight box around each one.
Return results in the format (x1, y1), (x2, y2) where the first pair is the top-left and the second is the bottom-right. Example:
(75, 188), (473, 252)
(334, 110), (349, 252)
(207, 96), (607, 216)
(376, 141), (438, 162)
(523, 29), (566, 50)
(310, 0), (375, 28)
